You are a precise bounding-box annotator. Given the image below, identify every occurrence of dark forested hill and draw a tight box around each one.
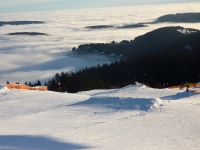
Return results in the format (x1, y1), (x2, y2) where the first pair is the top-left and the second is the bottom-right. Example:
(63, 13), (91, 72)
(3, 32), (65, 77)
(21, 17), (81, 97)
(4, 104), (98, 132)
(72, 26), (200, 58)
(6, 32), (48, 36)
(48, 43), (200, 93)
(155, 13), (200, 23)
(0, 21), (45, 27)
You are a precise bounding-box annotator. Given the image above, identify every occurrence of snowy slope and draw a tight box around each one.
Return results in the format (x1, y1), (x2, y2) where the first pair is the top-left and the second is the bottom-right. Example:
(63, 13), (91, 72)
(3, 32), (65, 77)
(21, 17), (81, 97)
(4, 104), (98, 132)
(0, 85), (200, 150)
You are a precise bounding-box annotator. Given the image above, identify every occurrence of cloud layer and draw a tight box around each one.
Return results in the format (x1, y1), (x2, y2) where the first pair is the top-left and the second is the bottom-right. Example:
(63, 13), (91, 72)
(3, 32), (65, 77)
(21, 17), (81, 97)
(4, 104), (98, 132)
(0, 2), (200, 84)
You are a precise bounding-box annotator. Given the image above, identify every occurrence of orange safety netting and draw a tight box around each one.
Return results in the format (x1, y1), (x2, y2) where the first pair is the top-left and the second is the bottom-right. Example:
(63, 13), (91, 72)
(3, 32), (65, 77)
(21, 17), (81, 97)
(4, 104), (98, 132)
(5, 84), (48, 91)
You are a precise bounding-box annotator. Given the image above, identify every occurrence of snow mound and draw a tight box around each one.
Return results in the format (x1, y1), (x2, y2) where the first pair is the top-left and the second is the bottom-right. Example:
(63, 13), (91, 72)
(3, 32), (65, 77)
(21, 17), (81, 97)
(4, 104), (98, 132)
(151, 97), (163, 109)
(194, 84), (200, 88)
(69, 96), (162, 111)
(121, 84), (147, 89)
(114, 84), (149, 94)
(0, 85), (10, 93)
(79, 84), (149, 97)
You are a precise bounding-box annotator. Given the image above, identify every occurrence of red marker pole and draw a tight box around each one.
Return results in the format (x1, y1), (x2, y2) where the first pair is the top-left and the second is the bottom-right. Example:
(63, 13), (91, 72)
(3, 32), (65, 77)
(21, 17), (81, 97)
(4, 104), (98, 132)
(58, 82), (61, 92)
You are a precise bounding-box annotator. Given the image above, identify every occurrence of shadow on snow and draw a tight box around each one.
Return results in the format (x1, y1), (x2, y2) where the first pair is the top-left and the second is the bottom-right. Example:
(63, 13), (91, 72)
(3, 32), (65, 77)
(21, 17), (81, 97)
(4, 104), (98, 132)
(160, 91), (192, 100)
(69, 97), (156, 111)
(0, 135), (91, 150)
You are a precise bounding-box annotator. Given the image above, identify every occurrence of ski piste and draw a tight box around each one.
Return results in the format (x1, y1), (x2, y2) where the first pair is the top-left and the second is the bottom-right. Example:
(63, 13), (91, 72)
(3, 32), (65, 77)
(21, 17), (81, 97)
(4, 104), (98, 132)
(190, 89), (200, 93)
(190, 83), (200, 93)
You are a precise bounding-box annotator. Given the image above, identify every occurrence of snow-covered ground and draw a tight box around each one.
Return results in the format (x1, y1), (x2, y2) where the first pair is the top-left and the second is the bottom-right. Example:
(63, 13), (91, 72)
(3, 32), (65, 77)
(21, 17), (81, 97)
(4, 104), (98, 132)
(0, 84), (200, 150)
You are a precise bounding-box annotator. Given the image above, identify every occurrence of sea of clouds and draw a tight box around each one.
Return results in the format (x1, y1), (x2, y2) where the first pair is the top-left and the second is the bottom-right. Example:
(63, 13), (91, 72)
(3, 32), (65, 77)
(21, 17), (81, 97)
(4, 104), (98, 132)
(0, 2), (200, 84)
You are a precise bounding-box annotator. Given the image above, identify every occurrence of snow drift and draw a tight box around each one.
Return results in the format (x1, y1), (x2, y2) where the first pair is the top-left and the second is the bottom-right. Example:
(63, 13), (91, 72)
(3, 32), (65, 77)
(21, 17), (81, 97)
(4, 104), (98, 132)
(0, 85), (10, 93)
(70, 96), (162, 111)
(75, 84), (163, 111)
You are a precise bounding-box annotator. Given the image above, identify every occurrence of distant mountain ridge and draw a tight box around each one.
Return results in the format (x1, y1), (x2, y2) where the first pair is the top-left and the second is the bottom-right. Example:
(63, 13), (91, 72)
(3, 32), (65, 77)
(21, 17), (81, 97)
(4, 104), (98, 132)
(6, 32), (48, 36)
(85, 24), (148, 30)
(84, 13), (200, 30)
(0, 21), (45, 27)
(155, 13), (200, 23)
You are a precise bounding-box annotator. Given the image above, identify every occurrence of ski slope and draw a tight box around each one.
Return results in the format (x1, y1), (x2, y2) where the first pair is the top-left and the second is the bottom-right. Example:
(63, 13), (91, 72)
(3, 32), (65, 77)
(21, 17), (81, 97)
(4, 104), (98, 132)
(0, 84), (200, 150)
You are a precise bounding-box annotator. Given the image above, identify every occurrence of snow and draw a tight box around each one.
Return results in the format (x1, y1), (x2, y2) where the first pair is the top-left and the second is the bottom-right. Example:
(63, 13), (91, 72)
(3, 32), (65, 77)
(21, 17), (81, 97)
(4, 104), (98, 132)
(0, 85), (10, 93)
(0, 84), (200, 150)
(194, 83), (200, 88)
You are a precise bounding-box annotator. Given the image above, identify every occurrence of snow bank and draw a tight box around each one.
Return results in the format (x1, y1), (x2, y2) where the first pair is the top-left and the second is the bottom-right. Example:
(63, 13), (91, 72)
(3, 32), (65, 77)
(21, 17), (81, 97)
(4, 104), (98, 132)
(121, 83), (147, 89)
(194, 82), (200, 88)
(0, 85), (10, 93)
(78, 84), (149, 97)
(69, 96), (162, 111)
(76, 84), (165, 111)
(151, 97), (163, 109)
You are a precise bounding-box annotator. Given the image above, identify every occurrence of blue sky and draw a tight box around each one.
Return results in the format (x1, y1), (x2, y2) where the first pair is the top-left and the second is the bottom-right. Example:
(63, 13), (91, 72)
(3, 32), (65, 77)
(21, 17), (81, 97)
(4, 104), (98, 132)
(0, 0), (199, 13)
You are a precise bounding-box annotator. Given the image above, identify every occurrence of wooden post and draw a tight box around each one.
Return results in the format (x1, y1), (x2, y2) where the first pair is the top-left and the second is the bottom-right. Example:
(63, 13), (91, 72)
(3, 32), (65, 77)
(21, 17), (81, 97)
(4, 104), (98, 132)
(58, 82), (61, 92)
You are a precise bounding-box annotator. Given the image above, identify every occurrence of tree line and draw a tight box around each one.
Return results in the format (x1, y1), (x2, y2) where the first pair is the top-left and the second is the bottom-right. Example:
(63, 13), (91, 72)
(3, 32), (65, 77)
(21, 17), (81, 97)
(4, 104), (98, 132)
(46, 43), (200, 93)
(6, 80), (42, 87)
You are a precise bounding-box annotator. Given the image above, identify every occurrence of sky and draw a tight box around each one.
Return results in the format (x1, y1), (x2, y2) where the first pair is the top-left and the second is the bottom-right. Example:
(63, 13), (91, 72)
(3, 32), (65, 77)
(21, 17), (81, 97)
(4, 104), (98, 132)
(0, 0), (200, 13)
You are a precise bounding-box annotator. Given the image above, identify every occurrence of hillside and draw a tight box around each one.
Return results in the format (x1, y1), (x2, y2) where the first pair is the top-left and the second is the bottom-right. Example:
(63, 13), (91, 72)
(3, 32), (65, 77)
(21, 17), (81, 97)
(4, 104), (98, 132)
(155, 12), (200, 23)
(1, 84), (200, 150)
(72, 26), (200, 58)
(48, 41), (200, 93)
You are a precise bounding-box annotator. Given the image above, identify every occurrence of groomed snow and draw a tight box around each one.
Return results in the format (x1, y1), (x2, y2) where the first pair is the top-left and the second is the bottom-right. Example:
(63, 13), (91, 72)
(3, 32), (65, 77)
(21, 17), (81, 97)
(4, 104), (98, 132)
(0, 84), (200, 150)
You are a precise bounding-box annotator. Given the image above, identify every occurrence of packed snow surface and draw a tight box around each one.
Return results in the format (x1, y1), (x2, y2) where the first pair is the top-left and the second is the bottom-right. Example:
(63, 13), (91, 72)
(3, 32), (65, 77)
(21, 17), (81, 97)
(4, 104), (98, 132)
(0, 84), (200, 150)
